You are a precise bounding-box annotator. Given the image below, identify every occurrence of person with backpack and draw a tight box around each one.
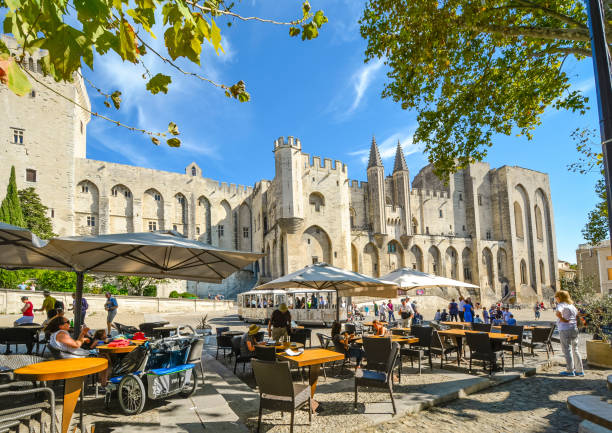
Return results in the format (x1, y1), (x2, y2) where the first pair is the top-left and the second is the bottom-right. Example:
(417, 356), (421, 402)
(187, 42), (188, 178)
(35, 290), (57, 319)
(69, 292), (89, 324)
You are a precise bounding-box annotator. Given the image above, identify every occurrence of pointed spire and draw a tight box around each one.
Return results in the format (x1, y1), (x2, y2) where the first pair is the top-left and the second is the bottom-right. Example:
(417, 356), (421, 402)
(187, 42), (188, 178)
(393, 141), (408, 173)
(367, 136), (383, 168)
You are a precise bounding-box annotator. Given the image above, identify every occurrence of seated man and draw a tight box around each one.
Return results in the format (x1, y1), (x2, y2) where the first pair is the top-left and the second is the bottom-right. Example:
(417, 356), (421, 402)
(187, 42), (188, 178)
(506, 314), (517, 326)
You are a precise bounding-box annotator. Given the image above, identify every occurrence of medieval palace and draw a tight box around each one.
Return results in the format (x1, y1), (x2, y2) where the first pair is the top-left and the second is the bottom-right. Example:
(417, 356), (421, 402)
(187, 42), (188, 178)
(0, 43), (558, 304)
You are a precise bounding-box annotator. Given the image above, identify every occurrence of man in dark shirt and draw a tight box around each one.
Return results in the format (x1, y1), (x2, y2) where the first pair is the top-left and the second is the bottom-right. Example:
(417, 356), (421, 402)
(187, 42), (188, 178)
(268, 303), (291, 343)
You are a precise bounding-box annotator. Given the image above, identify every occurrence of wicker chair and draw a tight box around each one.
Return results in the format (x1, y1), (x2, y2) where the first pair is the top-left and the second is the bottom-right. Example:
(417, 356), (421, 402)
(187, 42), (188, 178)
(501, 325), (525, 366)
(252, 360), (311, 433)
(465, 332), (504, 375)
(254, 346), (277, 362)
(186, 338), (205, 382)
(399, 326), (432, 376)
(525, 326), (554, 359)
(231, 336), (253, 374)
(215, 328), (233, 360)
(430, 330), (460, 368)
(472, 323), (492, 333)
(362, 337), (392, 373)
(355, 342), (400, 414)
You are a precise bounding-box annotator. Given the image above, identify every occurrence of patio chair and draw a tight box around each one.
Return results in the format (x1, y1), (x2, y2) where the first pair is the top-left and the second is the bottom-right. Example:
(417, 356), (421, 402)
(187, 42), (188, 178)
(331, 338), (351, 374)
(0, 386), (56, 433)
(113, 322), (140, 335)
(465, 332), (504, 375)
(391, 328), (409, 336)
(344, 323), (356, 335)
(430, 330), (460, 368)
(362, 337), (393, 373)
(399, 326), (432, 376)
(138, 322), (169, 338)
(231, 336), (253, 374)
(0, 328), (39, 355)
(355, 342), (400, 414)
(501, 325), (525, 366)
(525, 327), (553, 359)
(254, 346), (277, 362)
(448, 323), (465, 330)
(316, 333), (331, 350)
(289, 330), (308, 346)
(186, 338), (205, 381)
(216, 332), (233, 360)
(252, 359), (311, 433)
(215, 327), (230, 335)
(472, 323), (492, 332)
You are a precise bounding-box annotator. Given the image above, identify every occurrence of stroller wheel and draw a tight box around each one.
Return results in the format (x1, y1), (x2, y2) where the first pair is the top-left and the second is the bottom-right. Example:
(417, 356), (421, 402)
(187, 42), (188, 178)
(118, 374), (146, 415)
(179, 370), (198, 397)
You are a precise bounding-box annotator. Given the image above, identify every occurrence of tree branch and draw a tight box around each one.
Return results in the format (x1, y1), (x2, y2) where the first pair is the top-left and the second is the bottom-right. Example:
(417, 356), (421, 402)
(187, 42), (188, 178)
(477, 24), (609, 44)
(506, 0), (587, 29)
(187, 0), (310, 26)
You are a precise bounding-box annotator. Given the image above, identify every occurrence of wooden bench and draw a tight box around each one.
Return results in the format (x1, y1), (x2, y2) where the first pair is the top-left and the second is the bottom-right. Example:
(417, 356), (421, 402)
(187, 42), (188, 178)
(567, 395), (612, 430)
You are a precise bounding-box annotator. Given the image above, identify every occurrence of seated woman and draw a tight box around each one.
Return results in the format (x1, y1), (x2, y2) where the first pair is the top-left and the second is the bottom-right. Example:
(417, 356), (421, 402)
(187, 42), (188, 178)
(45, 316), (110, 385)
(331, 321), (364, 369)
(371, 319), (388, 336)
(240, 324), (261, 358)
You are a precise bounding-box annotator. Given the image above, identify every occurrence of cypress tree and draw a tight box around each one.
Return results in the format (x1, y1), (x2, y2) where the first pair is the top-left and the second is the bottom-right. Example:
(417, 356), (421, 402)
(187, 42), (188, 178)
(0, 166), (26, 227)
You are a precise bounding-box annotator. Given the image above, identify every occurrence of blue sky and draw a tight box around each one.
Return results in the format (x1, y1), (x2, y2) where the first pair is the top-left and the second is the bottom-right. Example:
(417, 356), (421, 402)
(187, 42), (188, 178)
(82, 1), (601, 263)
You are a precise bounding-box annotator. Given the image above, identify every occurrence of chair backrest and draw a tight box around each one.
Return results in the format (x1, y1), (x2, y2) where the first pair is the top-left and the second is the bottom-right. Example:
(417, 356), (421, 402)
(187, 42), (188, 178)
(449, 323), (465, 330)
(431, 330), (444, 349)
(217, 334), (233, 349)
(216, 327), (230, 336)
(252, 360), (294, 397)
(430, 321), (442, 330)
(316, 333), (330, 349)
(386, 343), (400, 375)
(254, 331), (266, 342)
(332, 337), (348, 355)
(290, 332), (307, 345)
(363, 337), (392, 371)
(411, 326), (433, 348)
(344, 323), (356, 334)
(254, 345), (277, 361)
(186, 338), (205, 363)
(531, 327), (550, 343)
(391, 329), (406, 336)
(500, 325), (524, 343)
(231, 335), (242, 355)
(465, 332), (493, 354)
(472, 323), (492, 333)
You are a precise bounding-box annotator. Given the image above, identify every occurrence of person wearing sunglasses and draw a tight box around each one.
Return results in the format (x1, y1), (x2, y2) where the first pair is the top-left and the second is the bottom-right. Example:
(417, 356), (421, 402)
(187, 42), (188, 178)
(46, 316), (90, 359)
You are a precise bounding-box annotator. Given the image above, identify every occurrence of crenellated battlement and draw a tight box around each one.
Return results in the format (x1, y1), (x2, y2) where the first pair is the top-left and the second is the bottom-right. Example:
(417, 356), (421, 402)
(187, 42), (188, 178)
(350, 179), (368, 190)
(411, 188), (450, 199)
(304, 154), (347, 173)
(274, 136), (302, 149)
(215, 181), (252, 195)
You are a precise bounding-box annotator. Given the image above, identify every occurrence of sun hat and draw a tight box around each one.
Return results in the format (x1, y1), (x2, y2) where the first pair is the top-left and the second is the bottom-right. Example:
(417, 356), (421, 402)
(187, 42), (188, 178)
(278, 303), (288, 312)
(248, 324), (261, 335)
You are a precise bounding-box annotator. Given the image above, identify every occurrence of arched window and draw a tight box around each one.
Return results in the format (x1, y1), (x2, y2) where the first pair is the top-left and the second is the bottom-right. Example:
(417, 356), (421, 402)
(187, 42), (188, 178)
(539, 260), (545, 284)
(535, 205), (543, 240)
(520, 260), (527, 285)
(309, 192), (325, 212)
(191, 166), (196, 176)
(412, 217), (418, 234)
(514, 202), (524, 238)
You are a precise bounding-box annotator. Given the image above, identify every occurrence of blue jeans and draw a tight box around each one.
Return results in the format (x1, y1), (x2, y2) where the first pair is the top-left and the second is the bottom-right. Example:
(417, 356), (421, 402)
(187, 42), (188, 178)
(388, 311), (396, 322)
(348, 346), (364, 366)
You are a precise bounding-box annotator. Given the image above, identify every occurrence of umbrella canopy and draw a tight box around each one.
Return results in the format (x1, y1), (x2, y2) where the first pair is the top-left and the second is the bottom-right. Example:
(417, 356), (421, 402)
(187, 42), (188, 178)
(381, 268), (479, 291)
(0, 222), (70, 270)
(255, 263), (398, 320)
(43, 230), (263, 283)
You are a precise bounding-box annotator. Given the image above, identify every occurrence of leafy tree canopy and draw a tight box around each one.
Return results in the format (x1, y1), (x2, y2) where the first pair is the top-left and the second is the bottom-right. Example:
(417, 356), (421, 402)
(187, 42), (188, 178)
(0, 166), (25, 227)
(18, 187), (56, 239)
(360, 0), (592, 178)
(0, 0), (327, 146)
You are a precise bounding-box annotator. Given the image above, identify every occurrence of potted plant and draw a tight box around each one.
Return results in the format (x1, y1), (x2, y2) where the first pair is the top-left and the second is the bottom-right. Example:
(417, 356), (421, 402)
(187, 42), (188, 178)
(195, 315), (212, 336)
(564, 277), (612, 368)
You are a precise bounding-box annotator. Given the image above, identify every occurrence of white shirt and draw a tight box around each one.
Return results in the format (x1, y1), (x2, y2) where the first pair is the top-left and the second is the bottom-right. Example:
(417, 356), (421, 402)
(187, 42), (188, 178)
(556, 302), (578, 331)
(434, 311), (441, 321)
(458, 300), (466, 312)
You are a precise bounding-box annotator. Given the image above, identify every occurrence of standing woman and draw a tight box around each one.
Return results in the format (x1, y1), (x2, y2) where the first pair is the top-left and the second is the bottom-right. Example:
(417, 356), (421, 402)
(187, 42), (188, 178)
(463, 300), (474, 323)
(555, 290), (584, 377)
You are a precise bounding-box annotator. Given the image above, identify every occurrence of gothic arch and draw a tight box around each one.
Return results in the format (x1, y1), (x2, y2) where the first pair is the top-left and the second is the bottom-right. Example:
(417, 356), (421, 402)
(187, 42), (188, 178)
(238, 202), (252, 251)
(520, 259), (528, 285)
(513, 201), (524, 238)
(173, 193), (188, 236)
(409, 245), (423, 271)
(497, 247), (509, 280)
(386, 240), (404, 271)
(309, 192), (325, 212)
(482, 247), (494, 287)
(218, 200), (233, 250)
(109, 184), (133, 233)
(427, 245), (441, 275)
(516, 184), (536, 289)
(411, 217), (419, 234)
(363, 242), (379, 277)
(143, 188), (164, 232)
(197, 196), (212, 243)
(301, 225), (332, 268)
(75, 180), (99, 235)
(349, 207), (356, 228)
(462, 247), (473, 282)
(534, 205), (543, 240)
(535, 188), (556, 290)
(445, 246), (458, 279)
(351, 243), (359, 272)
(539, 259), (546, 285)
(265, 244), (271, 276)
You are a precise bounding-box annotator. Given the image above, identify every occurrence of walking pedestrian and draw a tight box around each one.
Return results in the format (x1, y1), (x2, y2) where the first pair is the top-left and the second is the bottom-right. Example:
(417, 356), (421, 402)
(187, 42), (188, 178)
(534, 303), (541, 320)
(18, 281), (27, 291)
(14, 296), (34, 325)
(35, 290), (57, 319)
(463, 301), (474, 323)
(268, 303), (291, 343)
(458, 296), (466, 322)
(104, 292), (118, 335)
(449, 298), (459, 321)
(379, 302), (387, 322)
(69, 293), (89, 325)
(555, 290), (584, 377)
(387, 299), (396, 322)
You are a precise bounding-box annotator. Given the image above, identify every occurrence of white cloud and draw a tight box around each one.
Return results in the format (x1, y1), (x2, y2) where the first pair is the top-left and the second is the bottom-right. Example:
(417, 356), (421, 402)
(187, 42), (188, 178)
(349, 58), (384, 113)
(574, 78), (595, 94)
(88, 120), (155, 168)
(348, 127), (422, 165)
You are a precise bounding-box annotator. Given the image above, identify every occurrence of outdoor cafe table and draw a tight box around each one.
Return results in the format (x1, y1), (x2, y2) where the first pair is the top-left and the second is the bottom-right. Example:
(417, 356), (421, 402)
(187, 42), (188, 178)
(14, 358), (108, 433)
(351, 335), (419, 345)
(441, 321), (535, 331)
(221, 330), (243, 337)
(362, 321), (388, 328)
(277, 348), (344, 413)
(97, 343), (138, 354)
(438, 329), (517, 367)
(271, 342), (304, 351)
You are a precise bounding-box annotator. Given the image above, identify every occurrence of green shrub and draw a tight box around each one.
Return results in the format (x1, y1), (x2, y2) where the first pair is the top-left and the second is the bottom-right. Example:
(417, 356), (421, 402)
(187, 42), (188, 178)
(180, 292), (197, 299)
(169, 290), (179, 298)
(143, 285), (157, 297)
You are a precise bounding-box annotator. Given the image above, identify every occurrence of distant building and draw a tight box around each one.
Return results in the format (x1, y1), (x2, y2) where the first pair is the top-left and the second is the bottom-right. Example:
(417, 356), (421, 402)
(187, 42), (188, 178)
(576, 241), (612, 296)
(558, 260), (577, 282)
(0, 37), (559, 304)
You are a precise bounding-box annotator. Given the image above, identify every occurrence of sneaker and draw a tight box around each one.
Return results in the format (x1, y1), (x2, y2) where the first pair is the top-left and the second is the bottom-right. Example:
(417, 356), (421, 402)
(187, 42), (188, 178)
(574, 372), (585, 377)
(559, 371), (575, 377)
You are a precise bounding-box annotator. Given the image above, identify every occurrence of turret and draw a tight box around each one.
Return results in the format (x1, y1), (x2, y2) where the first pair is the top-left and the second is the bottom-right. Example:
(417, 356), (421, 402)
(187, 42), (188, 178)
(273, 136), (304, 234)
(366, 136), (386, 235)
(392, 141), (412, 235)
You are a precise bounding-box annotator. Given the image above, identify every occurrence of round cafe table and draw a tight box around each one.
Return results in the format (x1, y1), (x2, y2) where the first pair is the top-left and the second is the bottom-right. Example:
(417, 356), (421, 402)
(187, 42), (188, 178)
(97, 343), (137, 354)
(15, 358), (108, 433)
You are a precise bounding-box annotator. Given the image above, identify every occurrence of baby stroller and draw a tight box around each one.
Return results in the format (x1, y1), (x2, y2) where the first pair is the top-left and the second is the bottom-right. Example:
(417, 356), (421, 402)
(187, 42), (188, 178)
(105, 327), (202, 415)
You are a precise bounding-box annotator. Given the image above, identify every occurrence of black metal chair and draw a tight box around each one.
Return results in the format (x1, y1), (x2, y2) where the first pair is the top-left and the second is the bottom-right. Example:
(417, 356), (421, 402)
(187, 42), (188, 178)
(0, 386), (56, 433)
(254, 345), (277, 362)
(465, 332), (504, 375)
(430, 330), (460, 368)
(289, 330), (307, 346)
(355, 342), (400, 414)
(362, 337), (393, 373)
(472, 323), (492, 332)
(525, 326), (553, 359)
(344, 323), (356, 335)
(399, 326), (432, 376)
(186, 338), (205, 382)
(215, 327), (233, 359)
(331, 338), (350, 373)
(113, 322), (140, 335)
(138, 321), (169, 338)
(501, 325), (524, 366)
(231, 336), (254, 374)
(252, 360), (311, 433)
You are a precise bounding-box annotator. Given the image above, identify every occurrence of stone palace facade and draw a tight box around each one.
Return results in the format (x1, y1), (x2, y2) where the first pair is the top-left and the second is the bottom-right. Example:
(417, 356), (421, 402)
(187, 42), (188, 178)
(0, 41), (558, 304)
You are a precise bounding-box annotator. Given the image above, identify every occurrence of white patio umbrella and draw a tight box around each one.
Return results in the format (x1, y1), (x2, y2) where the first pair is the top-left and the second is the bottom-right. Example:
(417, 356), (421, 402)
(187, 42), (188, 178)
(0, 222), (70, 270)
(1, 229), (263, 333)
(255, 262), (398, 321)
(381, 268), (479, 294)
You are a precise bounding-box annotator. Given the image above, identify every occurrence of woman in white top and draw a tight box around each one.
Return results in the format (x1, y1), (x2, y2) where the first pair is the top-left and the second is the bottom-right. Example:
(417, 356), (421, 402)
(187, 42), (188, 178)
(555, 290), (584, 377)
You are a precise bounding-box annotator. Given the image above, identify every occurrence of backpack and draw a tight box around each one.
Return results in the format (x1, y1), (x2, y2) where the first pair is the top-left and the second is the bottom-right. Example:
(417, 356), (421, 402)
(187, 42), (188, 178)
(54, 299), (64, 311)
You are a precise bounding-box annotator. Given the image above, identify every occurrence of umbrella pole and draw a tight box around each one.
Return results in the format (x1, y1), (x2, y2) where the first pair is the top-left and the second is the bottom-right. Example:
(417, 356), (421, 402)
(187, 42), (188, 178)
(73, 272), (84, 338)
(336, 289), (340, 323)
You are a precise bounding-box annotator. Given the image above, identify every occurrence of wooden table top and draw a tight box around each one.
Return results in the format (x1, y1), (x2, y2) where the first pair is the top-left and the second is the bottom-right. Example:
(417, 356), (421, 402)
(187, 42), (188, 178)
(260, 342), (304, 350)
(15, 358), (108, 381)
(441, 321), (535, 331)
(390, 327), (411, 332)
(97, 344), (137, 353)
(353, 336), (418, 345)
(277, 348), (344, 367)
(438, 329), (518, 340)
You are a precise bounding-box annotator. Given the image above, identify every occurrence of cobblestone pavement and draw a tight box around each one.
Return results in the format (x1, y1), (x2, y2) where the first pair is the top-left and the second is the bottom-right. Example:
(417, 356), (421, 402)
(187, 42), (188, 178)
(361, 366), (612, 433)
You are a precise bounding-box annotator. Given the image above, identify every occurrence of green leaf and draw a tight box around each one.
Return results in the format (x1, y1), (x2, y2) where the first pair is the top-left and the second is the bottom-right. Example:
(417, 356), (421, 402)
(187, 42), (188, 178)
(312, 10), (328, 28)
(289, 27), (300, 37)
(127, 7), (157, 38)
(302, 1), (311, 15)
(146, 73), (171, 94)
(151, 137), (161, 145)
(119, 19), (139, 63)
(0, 40), (9, 56)
(103, 100), (111, 108)
(175, 0), (195, 24)
(167, 137), (181, 147)
(4, 0), (21, 11)
(210, 19), (223, 54)
(168, 121), (179, 135)
(301, 22), (318, 40)
(111, 91), (122, 109)
(7, 61), (31, 97)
